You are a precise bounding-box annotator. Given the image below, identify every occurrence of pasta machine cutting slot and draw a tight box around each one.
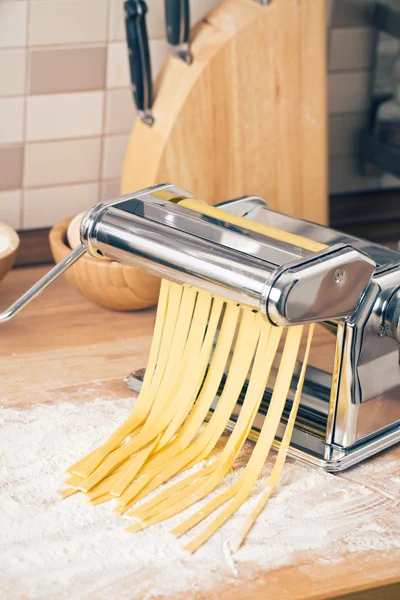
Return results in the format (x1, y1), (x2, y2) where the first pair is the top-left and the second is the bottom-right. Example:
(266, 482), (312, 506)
(1, 183), (399, 471)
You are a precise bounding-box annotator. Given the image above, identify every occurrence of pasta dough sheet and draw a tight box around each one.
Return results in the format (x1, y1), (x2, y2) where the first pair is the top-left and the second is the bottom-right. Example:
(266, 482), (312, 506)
(62, 200), (317, 552)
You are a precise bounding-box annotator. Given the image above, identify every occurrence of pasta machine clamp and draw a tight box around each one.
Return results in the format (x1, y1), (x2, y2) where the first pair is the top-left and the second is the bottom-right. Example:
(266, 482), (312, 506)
(1, 183), (399, 472)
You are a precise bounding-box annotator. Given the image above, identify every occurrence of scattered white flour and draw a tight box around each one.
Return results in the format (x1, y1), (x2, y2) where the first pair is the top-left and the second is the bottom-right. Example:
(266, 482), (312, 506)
(0, 399), (399, 600)
(0, 234), (12, 255)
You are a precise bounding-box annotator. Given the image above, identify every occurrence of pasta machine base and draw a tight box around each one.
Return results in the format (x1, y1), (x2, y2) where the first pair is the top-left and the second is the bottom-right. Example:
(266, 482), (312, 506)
(125, 366), (400, 472)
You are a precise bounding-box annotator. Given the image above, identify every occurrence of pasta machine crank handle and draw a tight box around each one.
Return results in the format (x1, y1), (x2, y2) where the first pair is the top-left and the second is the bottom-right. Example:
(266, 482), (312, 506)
(0, 244), (86, 324)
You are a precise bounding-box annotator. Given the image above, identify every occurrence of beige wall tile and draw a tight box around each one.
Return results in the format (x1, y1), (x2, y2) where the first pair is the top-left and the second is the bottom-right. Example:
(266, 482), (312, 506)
(23, 182), (99, 229)
(328, 113), (367, 157)
(106, 42), (130, 88)
(105, 89), (136, 134)
(0, 2), (27, 48)
(0, 97), (24, 144)
(0, 50), (26, 96)
(29, 0), (108, 46)
(329, 28), (375, 72)
(328, 72), (371, 114)
(0, 190), (22, 229)
(24, 138), (102, 188)
(102, 134), (129, 179)
(101, 178), (121, 201)
(26, 91), (104, 141)
(0, 146), (24, 191)
(30, 47), (106, 95)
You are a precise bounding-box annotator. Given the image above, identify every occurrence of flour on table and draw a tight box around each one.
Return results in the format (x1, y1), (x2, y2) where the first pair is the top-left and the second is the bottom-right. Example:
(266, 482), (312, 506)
(0, 398), (399, 600)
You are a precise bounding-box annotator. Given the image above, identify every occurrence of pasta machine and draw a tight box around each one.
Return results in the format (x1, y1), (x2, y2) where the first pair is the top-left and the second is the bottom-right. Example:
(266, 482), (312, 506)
(1, 183), (399, 471)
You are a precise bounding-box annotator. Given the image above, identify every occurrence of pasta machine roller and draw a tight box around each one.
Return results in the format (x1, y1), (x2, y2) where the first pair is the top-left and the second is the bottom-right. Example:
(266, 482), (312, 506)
(1, 183), (399, 471)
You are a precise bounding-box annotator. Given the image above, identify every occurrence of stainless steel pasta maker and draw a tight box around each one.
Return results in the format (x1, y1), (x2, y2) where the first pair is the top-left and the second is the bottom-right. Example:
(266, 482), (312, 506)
(1, 183), (399, 472)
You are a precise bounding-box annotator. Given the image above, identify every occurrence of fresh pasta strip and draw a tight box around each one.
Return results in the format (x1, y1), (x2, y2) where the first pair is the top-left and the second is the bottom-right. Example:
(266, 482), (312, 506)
(154, 296), (225, 450)
(178, 199), (327, 253)
(229, 324), (315, 553)
(120, 309), (260, 512)
(110, 434), (162, 497)
(72, 281), (185, 478)
(110, 304), (241, 512)
(179, 326), (305, 553)
(127, 319), (282, 526)
(128, 303), (241, 474)
(76, 285), (199, 490)
(170, 327), (303, 541)
(58, 487), (79, 499)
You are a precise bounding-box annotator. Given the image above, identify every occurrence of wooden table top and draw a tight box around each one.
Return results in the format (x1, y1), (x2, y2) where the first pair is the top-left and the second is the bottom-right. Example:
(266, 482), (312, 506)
(0, 266), (399, 600)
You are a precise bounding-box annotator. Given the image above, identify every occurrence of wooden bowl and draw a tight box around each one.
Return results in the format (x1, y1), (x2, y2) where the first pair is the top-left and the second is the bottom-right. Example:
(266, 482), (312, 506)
(49, 218), (160, 311)
(0, 222), (19, 284)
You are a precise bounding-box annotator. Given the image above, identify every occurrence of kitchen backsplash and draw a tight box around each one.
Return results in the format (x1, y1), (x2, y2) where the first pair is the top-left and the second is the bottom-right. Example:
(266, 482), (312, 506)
(0, 0), (397, 231)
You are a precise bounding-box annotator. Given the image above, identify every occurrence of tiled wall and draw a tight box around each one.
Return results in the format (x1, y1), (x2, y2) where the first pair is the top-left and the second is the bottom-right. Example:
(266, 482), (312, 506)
(328, 0), (400, 194)
(0, 0), (397, 232)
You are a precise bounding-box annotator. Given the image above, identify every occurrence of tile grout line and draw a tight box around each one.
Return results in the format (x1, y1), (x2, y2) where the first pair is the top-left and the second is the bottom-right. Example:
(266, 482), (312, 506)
(0, 37), (166, 53)
(0, 86), (131, 101)
(98, 0), (114, 204)
(20, 0), (31, 230)
(0, 132), (131, 152)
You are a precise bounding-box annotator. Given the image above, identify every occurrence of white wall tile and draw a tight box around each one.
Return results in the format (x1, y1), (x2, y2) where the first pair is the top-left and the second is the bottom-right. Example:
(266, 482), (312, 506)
(105, 89), (136, 134)
(108, 0), (125, 42)
(101, 178), (121, 201)
(329, 156), (380, 195)
(23, 182), (99, 229)
(329, 28), (375, 72)
(0, 50), (26, 96)
(147, 0), (166, 39)
(190, 0), (220, 24)
(106, 42), (130, 88)
(0, 2), (27, 48)
(24, 138), (102, 188)
(328, 72), (372, 114)
(0, 190), (21, 229)
(150, 39), (169, 79)
(0, 97), (24, 144)
(328, 113), (367, 157)
(26, 91), (104, 141)
(102, 134), (129, 179)
(29, 0), (108, 46)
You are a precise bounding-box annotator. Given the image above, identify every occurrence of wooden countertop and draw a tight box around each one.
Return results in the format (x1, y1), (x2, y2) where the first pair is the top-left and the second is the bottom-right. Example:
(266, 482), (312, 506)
(0, 267), (399, 600)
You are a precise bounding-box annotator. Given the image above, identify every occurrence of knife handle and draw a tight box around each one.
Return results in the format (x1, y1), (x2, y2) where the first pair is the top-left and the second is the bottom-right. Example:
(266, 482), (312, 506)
(164, 0), (192, 64)
(124, 0), (154, 126)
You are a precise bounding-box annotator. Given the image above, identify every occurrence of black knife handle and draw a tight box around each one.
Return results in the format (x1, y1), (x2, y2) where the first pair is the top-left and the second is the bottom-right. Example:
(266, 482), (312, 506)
(164, 0), (191, 63)
(124, 0), (154, 125)
(165, 0), (190, 45)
